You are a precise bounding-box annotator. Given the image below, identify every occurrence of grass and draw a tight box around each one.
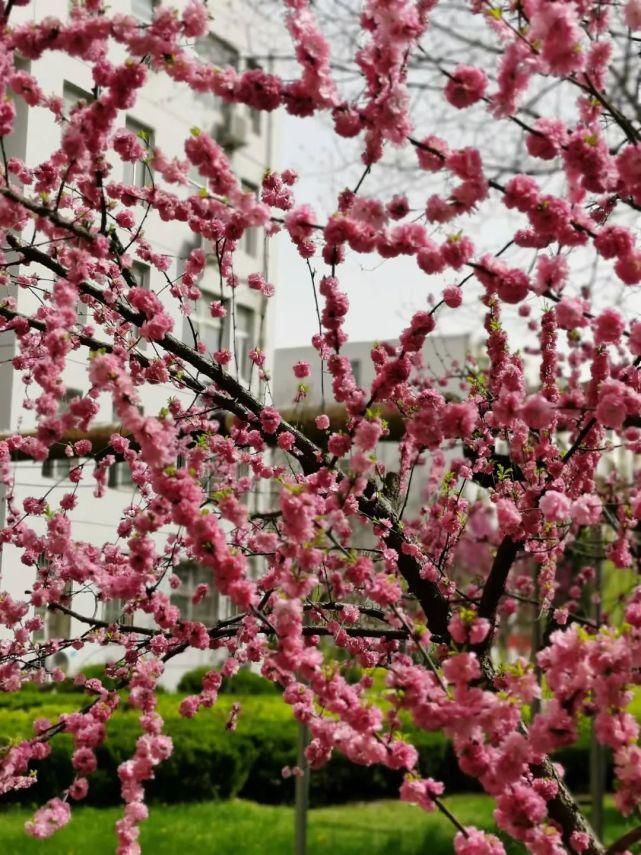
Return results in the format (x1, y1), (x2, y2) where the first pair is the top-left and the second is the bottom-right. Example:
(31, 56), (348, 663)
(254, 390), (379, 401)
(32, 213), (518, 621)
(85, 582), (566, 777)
(0, 691), (639, 854)
(0, 797), (638, 855)
(0, 797), (505, 855)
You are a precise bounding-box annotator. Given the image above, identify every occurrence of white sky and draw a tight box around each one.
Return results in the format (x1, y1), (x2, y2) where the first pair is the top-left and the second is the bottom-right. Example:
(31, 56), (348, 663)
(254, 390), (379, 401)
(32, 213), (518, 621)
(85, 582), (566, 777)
(272, 111), (465, 349)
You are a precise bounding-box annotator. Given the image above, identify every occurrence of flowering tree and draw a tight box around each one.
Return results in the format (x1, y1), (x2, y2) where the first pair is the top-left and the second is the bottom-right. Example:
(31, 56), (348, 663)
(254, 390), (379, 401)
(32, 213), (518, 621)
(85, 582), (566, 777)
(4, 0), (641, 852)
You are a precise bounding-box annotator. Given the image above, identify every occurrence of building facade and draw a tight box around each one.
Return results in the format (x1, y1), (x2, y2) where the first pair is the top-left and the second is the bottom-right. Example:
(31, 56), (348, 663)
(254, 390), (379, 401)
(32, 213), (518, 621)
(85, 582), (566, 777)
(273, 334), (474, 518)
(0, 0), (280, 688)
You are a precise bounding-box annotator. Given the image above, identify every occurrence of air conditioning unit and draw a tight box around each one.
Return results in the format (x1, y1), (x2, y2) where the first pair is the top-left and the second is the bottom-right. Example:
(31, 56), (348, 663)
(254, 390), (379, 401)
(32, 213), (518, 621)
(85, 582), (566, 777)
(215, 113), (249, 152)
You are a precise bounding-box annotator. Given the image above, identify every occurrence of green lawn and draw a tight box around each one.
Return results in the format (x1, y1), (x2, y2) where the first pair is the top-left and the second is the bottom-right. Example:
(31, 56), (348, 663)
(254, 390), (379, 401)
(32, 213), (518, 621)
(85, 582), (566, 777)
(1, 691), (639, 854)
(0, 797), (501, 855)
(0, 797), (637, 855)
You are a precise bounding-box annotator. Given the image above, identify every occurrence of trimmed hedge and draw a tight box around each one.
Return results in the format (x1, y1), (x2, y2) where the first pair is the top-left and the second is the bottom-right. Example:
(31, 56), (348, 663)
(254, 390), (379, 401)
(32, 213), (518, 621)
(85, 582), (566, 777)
(177, 666), (279, 696)
(0, 693), (603, 808)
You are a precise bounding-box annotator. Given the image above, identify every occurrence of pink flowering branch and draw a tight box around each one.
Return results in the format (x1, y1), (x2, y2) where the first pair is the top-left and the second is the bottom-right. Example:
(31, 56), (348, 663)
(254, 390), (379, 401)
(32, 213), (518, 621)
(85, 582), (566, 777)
(5, 2), (641, 852)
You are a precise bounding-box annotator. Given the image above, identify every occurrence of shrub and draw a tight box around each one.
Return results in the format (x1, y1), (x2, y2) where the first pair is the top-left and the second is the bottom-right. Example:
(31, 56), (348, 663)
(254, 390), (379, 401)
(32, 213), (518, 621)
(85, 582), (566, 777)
(175, 666), (210, 695)
(220, 669), (279, 696)
(0, 692), (609, 808)
(177, 666), (278, 696)
(71, 663), (120, 692)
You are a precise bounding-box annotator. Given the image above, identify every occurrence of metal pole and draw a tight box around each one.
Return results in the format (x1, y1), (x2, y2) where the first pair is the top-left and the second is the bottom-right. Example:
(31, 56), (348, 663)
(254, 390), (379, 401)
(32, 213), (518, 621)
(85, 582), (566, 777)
(294, 722), (310, 855)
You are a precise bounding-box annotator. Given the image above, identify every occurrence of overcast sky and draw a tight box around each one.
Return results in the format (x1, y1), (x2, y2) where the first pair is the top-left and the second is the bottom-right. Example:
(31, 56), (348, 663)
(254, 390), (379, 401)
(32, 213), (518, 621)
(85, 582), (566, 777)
(272, 111), (462, 350)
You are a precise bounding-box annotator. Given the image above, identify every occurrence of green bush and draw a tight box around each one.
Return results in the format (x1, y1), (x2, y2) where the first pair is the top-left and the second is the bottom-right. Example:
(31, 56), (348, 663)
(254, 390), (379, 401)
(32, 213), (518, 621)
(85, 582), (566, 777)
(0, 691), (611, 808)
(4, 713), (254, 808)
(176, 666), (214, 694)
(221, 669), (279, 696)
(177, 666), (278, 696)
(71, 664), (120, 693)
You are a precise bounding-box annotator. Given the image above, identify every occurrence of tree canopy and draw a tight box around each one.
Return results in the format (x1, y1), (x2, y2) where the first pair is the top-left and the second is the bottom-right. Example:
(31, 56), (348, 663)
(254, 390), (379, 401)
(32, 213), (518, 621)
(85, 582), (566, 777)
(2, 1), (641, 853)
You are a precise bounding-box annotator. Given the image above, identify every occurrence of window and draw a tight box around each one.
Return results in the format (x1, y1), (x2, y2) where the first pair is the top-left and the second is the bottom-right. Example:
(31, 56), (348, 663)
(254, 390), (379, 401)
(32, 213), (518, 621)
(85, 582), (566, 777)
(171, 561), (219, 624)
(196, 35), (239, 69)
(42, 456), (78, 480)
(5, 59), (30, 167)
(233, 304), (254, 380)
(131, 261), (150, 290)
(242, 182), (260, 259)
(186, 295), (255, 381)
(195, 36), (238, 136)
(63, 81), (94, 117)
(77, 297), (90, 328)
(123, 117), (154, 188)
(350, 360), (362, 386)
(111, 403), (143, 426)
(60, 387), (81, 414)
(188, 161), (205, 188)
(189, 294), (228, 353)
(33, 603), (72, 642)
(250, 106), (262, 136)
(41, 389), (81, 478)
(103, 598), (133, 626)
(246, 59), (262, 135)
(132, 0), (156, 23)
(177, 236), (204, 278)
(33, 557), (72, 642)
(108, 461), (135, 491)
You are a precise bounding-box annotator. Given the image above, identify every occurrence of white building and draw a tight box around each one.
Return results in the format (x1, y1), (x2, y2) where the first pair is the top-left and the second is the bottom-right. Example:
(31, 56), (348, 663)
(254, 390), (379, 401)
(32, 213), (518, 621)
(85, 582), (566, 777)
(0, 0), (280, 688)
(272, 334), (475, 518)
(273, 334), (473, 409)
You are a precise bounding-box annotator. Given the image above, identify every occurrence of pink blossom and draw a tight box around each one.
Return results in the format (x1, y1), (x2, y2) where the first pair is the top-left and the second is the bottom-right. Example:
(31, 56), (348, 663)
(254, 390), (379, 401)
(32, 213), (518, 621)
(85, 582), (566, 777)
(530, 3), (585, 76)
(182, 0), (208, 37)
(535, 255), (567, 295)
(454, 827), (506, 855)
(521, 394), (554, 430)
(556, 298), (588, 330)
(594, 308), (625, 345)
(628, 321), (641, 358)
(277, 432), (295, 451)
(416, 135), (448, 171)
(496, 269), (530, 304)
(354, 419), (383, 451)
(503, 175), (540, 212)
(496, 499), (522, 533)
(260, 408), (281, 434)
(625, 0), (641, 30)
(594, 226), (634, 260)
(440, 402), (478, 439)
(539, 490), (571, 522)
(596, 390), (627, 429)
(399, 776), (444, 812)
(445, 66), (487, 109)
(571, 495), (602, 526)
(569, 831), (591, 854)
(615, 251), (641, 285)
(113, 128), (146, 162)
(442, 235), (475, 270)
(293, 361), (311, 379)
(0, 99), (16, 136)
(25, 798), (71, 839)
(443, 286), (462, 308)
(526, 118), (566, 160)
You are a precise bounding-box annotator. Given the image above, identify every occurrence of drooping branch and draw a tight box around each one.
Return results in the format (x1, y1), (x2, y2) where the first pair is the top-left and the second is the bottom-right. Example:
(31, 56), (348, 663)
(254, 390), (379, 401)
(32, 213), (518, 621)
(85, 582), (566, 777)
(3, 211), (454, 641)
